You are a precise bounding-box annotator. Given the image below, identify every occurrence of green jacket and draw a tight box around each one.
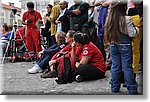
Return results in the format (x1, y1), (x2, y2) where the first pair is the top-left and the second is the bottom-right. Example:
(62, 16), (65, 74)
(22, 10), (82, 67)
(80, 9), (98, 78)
(69, 2), (89, 31)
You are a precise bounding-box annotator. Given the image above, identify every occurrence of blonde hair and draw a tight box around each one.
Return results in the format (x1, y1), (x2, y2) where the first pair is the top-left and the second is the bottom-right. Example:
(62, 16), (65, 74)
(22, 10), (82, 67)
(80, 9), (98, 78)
(56, 31), (66, 44)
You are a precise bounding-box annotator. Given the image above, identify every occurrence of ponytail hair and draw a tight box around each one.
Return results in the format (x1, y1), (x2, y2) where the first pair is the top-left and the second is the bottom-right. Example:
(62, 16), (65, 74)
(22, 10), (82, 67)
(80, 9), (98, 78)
(73, 32), (90, 45)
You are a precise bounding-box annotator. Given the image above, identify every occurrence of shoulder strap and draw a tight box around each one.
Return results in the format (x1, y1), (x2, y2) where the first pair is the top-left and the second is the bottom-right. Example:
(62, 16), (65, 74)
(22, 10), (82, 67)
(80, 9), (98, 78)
(26, 11), (37, 20)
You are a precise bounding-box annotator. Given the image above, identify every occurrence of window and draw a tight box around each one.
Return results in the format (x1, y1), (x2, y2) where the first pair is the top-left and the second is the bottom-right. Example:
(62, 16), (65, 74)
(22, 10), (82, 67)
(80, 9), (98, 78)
(1, 18), (5, 24)
(0, 11), (4, 17)
(10, 12), (15, 18)
(10, 19), (13, 25)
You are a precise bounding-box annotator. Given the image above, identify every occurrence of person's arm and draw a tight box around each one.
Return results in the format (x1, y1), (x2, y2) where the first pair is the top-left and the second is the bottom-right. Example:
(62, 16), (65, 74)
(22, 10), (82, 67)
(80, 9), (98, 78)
(71, 42), (78, 63)
(37, 12), (43, 24)
(75, 57), (89, 68)
(38, 12), (42, 20)
(79, 3), (89, 14)
(66, 6), (74, 15)
(44, 44), (60, 55)
(22, 12), (27, 25)
(44, 15), (47, 25)
(58, 14), (68, 22)
(126, 16), (139, 37)
(76, 45), (93, 67)
(94, 0), (111, 7)
(79, 57), (89, 64)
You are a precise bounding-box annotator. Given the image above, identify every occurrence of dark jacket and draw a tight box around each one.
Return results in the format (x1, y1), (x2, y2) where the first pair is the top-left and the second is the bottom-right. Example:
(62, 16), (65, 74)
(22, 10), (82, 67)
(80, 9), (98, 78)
(45, 13), (51, 32)
(58, 9), (70, 33)
(68, 2), (89, 31)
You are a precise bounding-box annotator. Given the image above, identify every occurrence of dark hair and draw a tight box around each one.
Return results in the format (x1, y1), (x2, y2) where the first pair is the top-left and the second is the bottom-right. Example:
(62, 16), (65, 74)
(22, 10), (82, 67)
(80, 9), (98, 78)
(68, 30), (76, 38)
(47, 4), (53, 9)
(27, 2), (34, 8)
(73, 33), (90, 45)
(104, 2), (127, 44)
(63, 1), (68, 8)
(2, 23), (9, 31)
(8, 25), (13, 31)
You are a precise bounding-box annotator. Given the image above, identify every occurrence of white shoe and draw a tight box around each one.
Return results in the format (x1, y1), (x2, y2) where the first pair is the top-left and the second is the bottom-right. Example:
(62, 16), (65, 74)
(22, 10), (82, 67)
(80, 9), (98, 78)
(75, 75), (84, 82)
(27, 64), (42, 74)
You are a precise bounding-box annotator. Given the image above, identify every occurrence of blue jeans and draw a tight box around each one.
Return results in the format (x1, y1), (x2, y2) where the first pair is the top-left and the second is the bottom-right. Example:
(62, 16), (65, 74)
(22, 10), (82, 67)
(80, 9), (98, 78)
(98, 35), (106, 61)
(110, 44), (137, 94)
(0, 42), (7, 57)
(37, 54), (52, 70)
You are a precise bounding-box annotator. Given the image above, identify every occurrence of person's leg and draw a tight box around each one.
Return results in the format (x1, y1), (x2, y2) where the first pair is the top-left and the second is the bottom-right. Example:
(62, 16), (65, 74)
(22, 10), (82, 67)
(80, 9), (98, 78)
(110, 44), (122, 93)
(26, 29), (35, 58)
(131, 15), (143, 74)
(139, 37), (143, 71)
(104, 43), (112, 70)
(120, 44), (137, 94)
(37, 55), (52, 70)
(32, 29), (42, 53)
(75, 64), (105, 81)
(0, 43), (7, 58)
(46, 33), (51, 48)
(98, 35), (106, 61)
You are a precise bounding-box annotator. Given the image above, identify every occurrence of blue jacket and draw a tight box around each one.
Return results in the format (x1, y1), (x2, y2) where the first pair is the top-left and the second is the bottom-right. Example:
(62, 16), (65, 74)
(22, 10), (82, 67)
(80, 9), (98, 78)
(98, 6), (108, 37)
(0, 31), (13, 40)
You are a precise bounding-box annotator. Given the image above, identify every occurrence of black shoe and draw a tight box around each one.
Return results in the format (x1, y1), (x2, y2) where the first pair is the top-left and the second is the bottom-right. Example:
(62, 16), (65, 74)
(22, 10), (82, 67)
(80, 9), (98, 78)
(25, 58), (34, 62)
(42, 69), (50, 75)
(41, 70), (57, 78)
(107, 66), (111, 70)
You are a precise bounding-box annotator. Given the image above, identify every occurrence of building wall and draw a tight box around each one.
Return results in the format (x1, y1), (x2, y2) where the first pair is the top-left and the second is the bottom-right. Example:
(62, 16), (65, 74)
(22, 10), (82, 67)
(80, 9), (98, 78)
(0, 2), (22, 26)
(0, 8), (12, 25)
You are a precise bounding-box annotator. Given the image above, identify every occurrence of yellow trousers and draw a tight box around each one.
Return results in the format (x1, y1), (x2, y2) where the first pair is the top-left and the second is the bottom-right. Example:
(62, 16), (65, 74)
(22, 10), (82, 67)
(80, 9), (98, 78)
(131, 15), (143, 74)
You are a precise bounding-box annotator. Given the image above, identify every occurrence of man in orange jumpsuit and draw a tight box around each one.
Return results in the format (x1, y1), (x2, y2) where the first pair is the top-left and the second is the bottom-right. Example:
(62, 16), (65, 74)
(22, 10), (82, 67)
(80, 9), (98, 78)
(22, 2), (42, 61)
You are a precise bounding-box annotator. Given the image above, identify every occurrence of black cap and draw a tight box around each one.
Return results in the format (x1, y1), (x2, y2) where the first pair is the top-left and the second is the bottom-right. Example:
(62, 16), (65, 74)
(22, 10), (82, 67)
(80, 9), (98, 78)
(27, 2), (34, 8)
(47, 4), (53, 9)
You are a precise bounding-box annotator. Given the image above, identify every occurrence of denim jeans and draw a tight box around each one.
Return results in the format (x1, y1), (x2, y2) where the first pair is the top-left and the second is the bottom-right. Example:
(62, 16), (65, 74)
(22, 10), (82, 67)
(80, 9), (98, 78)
(0, 42), (7, 57)
(98, 36), (106, 61)
(110, 44), (137, 94)
(37, 54), (52, 70)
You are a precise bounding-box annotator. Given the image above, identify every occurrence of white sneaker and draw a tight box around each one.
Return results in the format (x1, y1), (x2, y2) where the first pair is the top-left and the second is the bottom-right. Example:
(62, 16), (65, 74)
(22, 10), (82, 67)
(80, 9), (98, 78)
(27, 64), (42, 74)
(75, 75), (84, 82)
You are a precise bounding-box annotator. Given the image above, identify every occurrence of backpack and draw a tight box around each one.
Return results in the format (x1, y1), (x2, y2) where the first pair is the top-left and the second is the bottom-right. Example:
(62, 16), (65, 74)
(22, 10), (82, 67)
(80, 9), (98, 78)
(55, 53), (73, 84)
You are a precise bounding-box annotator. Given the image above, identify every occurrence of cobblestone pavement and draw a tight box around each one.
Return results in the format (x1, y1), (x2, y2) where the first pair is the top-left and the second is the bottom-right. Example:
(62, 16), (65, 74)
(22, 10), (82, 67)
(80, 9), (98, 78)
(0, 60), (143, 95)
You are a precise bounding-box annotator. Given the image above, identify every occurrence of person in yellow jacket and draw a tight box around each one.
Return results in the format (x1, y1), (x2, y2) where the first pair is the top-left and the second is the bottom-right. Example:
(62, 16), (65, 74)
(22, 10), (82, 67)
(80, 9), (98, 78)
(47, 0), (60, 47)
(127, 0), (143, 80)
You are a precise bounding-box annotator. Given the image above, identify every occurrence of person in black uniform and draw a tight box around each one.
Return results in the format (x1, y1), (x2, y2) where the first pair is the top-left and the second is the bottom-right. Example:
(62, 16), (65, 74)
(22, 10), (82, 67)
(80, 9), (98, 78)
(42, 4), (53, 48)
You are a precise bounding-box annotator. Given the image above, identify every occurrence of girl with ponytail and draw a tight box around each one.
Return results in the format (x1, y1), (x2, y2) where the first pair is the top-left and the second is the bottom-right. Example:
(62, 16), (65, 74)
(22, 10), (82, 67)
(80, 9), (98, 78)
(71, 32), (106, 82)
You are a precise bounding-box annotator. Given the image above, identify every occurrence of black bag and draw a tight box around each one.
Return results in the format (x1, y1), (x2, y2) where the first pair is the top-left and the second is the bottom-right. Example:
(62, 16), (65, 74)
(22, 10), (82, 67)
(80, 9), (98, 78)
(55, 54), (73, 84)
